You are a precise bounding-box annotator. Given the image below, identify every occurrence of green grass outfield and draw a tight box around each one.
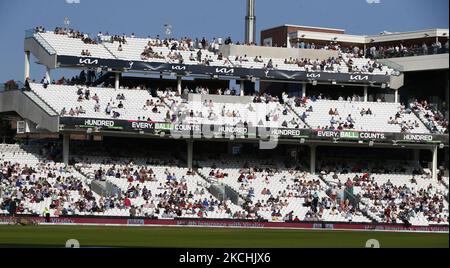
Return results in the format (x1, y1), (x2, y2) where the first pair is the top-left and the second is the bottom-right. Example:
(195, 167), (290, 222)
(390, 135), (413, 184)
(0, 225), (448, 248)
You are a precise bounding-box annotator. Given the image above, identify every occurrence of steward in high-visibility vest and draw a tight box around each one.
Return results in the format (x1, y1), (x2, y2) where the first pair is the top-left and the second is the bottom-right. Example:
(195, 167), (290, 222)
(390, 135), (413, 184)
(43, 207), (50, 223)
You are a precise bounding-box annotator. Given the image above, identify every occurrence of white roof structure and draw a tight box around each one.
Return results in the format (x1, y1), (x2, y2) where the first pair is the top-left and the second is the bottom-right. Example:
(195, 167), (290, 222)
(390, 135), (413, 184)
(289, 27), (449, 44)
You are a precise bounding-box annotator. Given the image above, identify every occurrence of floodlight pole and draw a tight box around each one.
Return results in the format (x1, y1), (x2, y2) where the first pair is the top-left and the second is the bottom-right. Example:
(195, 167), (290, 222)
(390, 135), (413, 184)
(245, 0), (256, 44)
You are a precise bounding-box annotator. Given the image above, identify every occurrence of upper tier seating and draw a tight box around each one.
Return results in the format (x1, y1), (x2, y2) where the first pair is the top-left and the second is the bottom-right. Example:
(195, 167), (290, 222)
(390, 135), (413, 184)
(29, 83), (170, 122)
(38, 32), (113, 59)
(102, 36), (222, 66)
(33, 29), (396, 76)
(290, 98), (430, 133)
(29, 83), (434, 134)
(410, 101), (449, 134)
(171, 98), (306, 129)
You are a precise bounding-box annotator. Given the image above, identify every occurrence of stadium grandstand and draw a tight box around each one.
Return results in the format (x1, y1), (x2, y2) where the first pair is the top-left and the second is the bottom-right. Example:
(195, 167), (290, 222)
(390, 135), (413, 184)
(0, 0), (448, 250)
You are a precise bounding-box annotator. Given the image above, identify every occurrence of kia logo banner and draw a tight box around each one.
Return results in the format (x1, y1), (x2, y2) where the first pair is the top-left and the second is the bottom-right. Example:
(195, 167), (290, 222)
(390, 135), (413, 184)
(57, 56), (391, 84)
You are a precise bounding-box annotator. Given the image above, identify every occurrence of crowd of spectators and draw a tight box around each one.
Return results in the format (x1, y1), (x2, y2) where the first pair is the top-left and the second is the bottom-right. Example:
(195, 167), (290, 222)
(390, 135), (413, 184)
(366, 41), (449, 59)
(388, 103), (425, 133)
(410, 100), (449, 134)
(360, 180), (447, 224)
(53, 27), (98, 44)
(141, 46), (165, 60)
(0, 160), (103, 217)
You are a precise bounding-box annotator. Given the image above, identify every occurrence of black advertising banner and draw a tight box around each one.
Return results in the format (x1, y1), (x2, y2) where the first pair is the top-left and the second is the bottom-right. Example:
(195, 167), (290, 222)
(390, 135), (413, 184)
(57, 56), (391, 84)
(59, 117), (448, 145)
(313, 129), (389, 141)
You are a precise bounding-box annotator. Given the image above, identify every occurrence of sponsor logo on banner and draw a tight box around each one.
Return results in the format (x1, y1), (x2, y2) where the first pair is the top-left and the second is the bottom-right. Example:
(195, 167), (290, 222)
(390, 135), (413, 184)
(271, 128), (305, 137)
(403, 134), (434, 142)
(127, 219), (145, 225)
(215, 68), (235, 74)
(306, 73), (321, 78)
(155, 122), (173, 131)
(317, 130), (386, 140)
(359, 132), (386, 140)
(131, 121), (154, 130)
(84, 119), (115, 128)
(172, 65), (186, 71)
(317, 130), (339, 138)
(173, 124), (201, 132)
(340, 131), (359, 139)
(350, 75), (369, 81)
(217, 126), (248, 134)
(79, 58), (99, 65)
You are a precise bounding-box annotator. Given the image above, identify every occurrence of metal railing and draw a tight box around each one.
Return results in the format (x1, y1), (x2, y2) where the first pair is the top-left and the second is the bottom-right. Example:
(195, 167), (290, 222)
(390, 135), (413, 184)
(371, 47), (449, 60)
(320, 175), (378, 223)
(375, 58), (404, 73)
(0, 81), (23, 92)
(197, 169), (242, 205)
(25, 29), (35, 39)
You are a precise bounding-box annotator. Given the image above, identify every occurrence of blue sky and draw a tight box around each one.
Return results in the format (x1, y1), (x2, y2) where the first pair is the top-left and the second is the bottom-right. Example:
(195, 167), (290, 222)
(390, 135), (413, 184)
(0, 0), (448, 82)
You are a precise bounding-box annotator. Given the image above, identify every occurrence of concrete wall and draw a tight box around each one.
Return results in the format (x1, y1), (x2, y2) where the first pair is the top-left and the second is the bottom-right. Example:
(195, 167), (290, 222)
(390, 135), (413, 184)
(379, 54), (449, 72)
(260, 25), (345, 47)
(0, 90), (59, 132)
(220, 44), (339, 61)
(24, 38), (57, 69)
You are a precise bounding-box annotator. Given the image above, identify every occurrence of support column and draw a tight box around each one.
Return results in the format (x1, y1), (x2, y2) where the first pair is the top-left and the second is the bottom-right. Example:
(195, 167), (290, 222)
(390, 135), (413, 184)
(310, 145), (316, 175)
(363, 86), (368, 102)
(24, 51), (30, 81)
(445, 71), (449, 120)
(413, 149), (420, 162)
(45, 67), (51, 83)
(432, 146), (438, 180)
(302, 83), (306, 98)
(115, 72), (120, 90)
(187, 140), (194, 169)
(394, 89), (399, 103)
(240, 79), (245, 96)
(177, 76), (182, 95)
(63, 134), (70, 166)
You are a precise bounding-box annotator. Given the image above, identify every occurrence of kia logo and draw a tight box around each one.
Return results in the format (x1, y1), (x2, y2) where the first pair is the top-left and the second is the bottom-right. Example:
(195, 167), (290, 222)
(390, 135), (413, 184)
(79, 58), (99, 65)
(215, 68), (234, 74)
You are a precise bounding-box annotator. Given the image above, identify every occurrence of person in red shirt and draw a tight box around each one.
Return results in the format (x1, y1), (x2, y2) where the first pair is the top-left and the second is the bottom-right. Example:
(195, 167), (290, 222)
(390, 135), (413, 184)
(197, 210), (203, 218)
(124, 197), (131, 208)
(385, 207), (391, 223)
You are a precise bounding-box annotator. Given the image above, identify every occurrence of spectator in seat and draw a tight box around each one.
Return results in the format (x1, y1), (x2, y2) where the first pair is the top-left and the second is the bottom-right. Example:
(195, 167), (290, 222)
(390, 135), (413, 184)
(330, 117), (337, 125)
(94, 102), (100, 112)
(105, 103), (112, 115)
(346, 114), (355, 124)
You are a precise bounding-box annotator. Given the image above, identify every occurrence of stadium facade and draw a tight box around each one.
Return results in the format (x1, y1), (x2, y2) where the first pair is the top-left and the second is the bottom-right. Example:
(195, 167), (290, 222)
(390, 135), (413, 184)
(0, 23), (448, 231)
